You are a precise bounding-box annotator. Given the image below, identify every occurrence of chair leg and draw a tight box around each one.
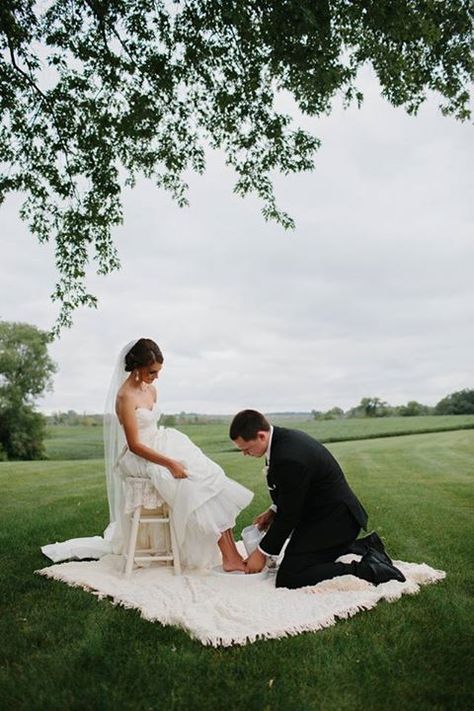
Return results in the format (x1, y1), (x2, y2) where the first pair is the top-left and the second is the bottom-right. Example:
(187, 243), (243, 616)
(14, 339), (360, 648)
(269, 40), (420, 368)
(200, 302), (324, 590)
(162, 504), (171, 562)
(169, 514), (181, 575)
(124, 506), (141, 578)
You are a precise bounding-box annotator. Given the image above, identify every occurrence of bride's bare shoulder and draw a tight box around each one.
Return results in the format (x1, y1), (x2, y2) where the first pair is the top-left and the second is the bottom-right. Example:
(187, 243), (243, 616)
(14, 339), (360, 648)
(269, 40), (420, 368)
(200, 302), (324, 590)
(115, 385), (137, 414)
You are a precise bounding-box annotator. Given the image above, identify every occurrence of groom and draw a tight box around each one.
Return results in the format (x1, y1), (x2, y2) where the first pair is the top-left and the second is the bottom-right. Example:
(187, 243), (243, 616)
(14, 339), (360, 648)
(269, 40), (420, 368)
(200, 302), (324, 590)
(230, 410), (406, 588)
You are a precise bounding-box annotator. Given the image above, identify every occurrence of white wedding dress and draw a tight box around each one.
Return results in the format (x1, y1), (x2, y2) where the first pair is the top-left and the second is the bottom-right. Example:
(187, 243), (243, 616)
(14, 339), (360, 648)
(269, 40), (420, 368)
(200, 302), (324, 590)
(117, 403), (253, 569)
(42, 402), (253, 571)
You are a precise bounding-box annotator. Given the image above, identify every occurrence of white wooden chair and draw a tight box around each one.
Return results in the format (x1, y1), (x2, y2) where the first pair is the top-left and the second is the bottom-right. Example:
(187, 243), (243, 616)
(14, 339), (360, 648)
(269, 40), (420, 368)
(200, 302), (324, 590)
(122, 477), (181, 578)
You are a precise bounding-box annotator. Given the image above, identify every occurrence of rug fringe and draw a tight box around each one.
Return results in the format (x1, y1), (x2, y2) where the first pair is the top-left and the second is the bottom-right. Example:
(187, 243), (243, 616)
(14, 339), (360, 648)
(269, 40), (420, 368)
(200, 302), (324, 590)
(36, 558), (446, 647)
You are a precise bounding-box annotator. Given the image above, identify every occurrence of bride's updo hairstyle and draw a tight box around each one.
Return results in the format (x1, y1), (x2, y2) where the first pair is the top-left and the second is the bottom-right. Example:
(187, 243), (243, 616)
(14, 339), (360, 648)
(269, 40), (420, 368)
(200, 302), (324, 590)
(124, 338), (164, 371)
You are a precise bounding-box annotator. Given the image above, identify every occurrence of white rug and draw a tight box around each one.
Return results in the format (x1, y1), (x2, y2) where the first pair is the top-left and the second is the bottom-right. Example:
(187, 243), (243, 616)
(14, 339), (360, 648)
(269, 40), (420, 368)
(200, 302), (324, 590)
(36, 553), (445, 647)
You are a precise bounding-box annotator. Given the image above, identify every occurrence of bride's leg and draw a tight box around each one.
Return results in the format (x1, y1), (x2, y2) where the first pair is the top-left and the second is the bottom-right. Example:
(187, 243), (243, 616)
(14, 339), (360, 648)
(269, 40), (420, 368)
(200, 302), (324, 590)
(218, 529), (247, 572)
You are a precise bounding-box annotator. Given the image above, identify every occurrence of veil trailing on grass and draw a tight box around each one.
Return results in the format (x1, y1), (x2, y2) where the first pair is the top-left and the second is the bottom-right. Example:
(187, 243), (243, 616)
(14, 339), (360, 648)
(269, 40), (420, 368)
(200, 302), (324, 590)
(41, 339), (139, 563)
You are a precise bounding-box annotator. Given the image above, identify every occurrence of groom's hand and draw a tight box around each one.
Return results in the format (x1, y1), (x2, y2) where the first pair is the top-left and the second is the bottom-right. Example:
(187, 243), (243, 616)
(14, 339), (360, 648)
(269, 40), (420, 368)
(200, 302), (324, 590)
(246, 549), (266, 574)
(254, 508), (275, 531)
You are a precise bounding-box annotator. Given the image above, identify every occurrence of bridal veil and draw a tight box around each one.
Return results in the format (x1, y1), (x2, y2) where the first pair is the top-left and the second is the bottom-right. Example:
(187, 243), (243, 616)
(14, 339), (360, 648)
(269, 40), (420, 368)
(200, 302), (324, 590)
(41, 339), (139, 561)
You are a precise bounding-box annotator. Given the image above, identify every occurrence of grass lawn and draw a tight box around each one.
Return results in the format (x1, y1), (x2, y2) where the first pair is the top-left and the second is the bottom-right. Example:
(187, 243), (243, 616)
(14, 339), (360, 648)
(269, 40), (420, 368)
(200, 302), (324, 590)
(44, 414), (474, 460)
(1, 427), (473, 710)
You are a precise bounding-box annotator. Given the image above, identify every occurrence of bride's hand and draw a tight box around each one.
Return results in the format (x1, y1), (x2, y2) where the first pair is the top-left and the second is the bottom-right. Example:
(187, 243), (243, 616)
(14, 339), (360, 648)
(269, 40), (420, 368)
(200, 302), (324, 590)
(168, 460), (188, 479)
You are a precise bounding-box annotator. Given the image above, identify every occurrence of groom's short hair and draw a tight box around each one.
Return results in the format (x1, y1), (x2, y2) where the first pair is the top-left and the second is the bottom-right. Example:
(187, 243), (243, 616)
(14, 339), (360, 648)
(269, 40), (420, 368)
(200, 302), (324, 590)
(229, 410), (270, 441)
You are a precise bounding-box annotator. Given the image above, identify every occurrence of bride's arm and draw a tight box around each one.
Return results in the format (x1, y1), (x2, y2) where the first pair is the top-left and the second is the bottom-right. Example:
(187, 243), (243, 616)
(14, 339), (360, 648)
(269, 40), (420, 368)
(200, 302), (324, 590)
(118, 396), (187, 478)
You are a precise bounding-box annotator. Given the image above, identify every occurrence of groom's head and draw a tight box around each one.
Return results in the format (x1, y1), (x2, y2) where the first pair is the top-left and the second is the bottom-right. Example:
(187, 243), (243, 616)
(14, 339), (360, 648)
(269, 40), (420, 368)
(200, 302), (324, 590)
(230, 410), (271, 457)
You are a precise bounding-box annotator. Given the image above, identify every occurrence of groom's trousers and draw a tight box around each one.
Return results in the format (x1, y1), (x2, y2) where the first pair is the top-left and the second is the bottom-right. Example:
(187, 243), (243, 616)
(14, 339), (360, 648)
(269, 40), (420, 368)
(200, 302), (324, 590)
(275, 507), (361, 589)
(275, 541), (362, 588)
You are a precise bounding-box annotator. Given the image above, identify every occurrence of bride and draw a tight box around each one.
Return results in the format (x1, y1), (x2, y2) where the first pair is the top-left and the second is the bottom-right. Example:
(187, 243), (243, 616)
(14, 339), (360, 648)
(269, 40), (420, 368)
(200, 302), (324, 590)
(42, 338), (253, 572)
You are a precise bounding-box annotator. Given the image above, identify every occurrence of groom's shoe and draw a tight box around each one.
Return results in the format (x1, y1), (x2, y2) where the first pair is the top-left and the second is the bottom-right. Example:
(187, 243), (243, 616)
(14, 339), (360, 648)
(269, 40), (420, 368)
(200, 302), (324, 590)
(349, 531), (393, 565)
(356, 548), (406, 586)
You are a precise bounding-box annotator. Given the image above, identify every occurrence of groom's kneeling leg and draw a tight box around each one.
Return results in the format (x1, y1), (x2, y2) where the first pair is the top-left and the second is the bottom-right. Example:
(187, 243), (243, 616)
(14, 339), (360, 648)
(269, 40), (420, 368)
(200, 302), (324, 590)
(276, 560), (352, 589)
(275, 547), (354, 589)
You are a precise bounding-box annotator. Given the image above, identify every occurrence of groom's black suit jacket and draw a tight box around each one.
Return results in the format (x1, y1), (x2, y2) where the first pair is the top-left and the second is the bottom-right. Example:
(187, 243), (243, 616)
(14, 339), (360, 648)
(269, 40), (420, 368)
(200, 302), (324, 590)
(259, 427), (368, 557)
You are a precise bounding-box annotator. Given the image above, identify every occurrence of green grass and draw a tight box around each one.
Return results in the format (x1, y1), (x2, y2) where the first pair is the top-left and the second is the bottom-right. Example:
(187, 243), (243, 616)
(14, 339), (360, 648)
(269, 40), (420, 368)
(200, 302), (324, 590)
(44, 424), (105, 460)
(44, 414), (474, 460)
(1, 428), (473, 710)
(279, 414), (474, 442)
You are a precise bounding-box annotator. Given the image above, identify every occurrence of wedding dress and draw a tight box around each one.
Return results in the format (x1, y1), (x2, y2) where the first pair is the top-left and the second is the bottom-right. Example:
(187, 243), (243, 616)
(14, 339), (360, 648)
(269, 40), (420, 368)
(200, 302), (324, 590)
(42, 340), (253, 570)
(42, 403), (253, 569)
(116, 402), (253, 569)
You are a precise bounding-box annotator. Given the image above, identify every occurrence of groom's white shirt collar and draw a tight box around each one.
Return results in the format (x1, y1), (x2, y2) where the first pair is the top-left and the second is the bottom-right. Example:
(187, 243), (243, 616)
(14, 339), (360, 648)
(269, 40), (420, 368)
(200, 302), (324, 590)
(262, 426), (278, 535)
(266, 426), (274, 463)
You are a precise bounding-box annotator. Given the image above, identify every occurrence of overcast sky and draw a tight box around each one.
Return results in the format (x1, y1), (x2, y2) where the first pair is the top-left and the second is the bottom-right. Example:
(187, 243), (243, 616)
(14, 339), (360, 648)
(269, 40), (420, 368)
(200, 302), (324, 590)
(2, 70), (473, 415)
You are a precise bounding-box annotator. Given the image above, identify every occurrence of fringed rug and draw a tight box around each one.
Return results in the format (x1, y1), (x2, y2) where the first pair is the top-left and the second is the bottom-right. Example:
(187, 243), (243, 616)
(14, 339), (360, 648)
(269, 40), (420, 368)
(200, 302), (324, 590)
(37, 552), (445, 647)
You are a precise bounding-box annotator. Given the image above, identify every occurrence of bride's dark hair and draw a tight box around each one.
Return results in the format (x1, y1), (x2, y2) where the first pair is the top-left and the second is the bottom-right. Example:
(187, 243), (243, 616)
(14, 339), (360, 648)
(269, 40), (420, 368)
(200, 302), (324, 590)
(124, 339), (164, 371)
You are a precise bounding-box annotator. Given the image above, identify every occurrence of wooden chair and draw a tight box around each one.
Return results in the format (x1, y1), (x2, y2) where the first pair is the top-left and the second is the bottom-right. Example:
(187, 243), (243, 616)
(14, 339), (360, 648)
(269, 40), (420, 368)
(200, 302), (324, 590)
(122, 477), (181, 578)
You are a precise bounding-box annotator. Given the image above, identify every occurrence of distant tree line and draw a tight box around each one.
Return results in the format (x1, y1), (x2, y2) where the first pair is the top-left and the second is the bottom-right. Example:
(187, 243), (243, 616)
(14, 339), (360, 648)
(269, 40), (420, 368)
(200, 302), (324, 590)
(48, 411), (102, 426)
(1, 318), (473, 461)
(311, 390), (474, 420)
(45, 411), (219, 427)
(48, 389), (474, 430)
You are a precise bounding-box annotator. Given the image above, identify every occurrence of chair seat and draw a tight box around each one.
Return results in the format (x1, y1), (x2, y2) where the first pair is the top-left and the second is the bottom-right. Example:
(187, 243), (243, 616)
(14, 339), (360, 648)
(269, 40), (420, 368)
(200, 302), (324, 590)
(132, 555), (174, 562)
(123, 477), (164, 514)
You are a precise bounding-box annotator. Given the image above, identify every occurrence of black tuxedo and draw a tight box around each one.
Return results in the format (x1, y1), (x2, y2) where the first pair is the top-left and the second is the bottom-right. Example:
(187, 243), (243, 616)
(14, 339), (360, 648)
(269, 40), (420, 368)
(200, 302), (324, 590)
(259, 427), (369, 588)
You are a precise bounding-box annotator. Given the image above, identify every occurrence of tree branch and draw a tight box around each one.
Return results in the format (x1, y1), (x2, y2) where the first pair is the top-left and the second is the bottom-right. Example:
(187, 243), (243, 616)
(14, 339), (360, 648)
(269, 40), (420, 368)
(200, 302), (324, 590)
(5, 29), (78, 201)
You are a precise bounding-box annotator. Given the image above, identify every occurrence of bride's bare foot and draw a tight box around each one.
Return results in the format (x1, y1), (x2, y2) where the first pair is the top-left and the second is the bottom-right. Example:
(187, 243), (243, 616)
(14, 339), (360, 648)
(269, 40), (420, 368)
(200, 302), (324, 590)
(222, 556), (247, 573)
(218, 528), (248, 572)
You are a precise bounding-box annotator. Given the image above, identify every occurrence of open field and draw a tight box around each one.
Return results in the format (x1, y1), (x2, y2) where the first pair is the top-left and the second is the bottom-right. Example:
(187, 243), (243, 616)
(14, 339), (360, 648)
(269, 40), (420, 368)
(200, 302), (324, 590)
(44, 414), (474, 460)
(1, 423), (473, 710)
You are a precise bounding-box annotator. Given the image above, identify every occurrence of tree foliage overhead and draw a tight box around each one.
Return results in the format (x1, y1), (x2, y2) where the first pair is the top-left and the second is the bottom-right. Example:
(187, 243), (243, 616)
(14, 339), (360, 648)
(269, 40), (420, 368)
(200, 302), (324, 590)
(1, 1), (472, 332)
